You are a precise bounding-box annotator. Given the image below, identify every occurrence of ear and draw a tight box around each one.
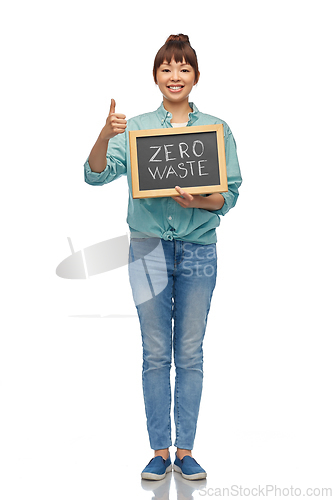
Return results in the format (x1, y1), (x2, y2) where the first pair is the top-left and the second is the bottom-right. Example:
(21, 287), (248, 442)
(195, 71), (200, 85)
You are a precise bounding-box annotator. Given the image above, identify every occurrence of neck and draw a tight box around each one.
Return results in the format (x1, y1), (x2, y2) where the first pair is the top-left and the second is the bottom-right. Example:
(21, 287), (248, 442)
(163, 98), (192, 123)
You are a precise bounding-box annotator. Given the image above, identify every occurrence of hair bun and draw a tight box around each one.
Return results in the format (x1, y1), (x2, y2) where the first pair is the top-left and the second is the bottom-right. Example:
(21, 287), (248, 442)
(166, 34), (190, 44)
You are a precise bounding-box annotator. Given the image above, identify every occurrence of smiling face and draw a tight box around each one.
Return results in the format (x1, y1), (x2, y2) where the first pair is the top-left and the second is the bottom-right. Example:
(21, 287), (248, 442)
(156, 58), (199, 105)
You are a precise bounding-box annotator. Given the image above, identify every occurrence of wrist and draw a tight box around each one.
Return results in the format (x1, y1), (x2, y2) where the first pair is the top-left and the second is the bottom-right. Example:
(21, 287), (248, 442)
(98, 129), (113, 143)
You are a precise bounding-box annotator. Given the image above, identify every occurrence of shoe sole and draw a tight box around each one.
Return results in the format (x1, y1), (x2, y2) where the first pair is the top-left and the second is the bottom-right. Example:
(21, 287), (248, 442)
(173, 464), (207, 480)
(141, 464), (172, 480)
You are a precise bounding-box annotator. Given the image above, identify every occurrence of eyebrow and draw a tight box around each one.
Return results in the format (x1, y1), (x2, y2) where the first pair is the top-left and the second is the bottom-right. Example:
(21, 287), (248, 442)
(161, 62), (191, 67)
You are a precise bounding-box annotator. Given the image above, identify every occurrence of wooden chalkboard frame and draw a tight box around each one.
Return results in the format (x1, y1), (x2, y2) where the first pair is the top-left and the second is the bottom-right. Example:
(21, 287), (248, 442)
(129, 124), (227, 199)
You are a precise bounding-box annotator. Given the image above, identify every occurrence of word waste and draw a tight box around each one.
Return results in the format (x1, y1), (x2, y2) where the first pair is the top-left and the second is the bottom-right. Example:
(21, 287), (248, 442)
(148, 140), (208, 180)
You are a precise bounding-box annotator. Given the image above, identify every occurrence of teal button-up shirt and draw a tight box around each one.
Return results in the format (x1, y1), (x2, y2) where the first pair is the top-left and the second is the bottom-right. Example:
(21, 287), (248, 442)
(84, 102), (242, 245)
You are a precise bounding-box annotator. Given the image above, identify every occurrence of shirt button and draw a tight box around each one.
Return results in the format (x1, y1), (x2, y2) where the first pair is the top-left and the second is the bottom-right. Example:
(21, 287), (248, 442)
(168, 216), (172, 220)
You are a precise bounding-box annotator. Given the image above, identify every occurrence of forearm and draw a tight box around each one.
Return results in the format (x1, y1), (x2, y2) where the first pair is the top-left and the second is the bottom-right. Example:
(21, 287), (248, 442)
(88, 133), (109, 173)
(197, 193), (225, 211)
(172, 186), (225, 210)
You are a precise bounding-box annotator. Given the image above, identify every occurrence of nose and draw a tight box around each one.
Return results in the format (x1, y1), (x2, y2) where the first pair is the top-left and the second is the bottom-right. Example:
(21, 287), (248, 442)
(170, 70), (181, 82)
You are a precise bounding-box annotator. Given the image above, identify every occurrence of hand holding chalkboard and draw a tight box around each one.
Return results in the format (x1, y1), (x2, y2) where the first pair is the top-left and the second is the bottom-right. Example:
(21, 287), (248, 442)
(100, 98), (127, 141)
(172, 186), (202, 208)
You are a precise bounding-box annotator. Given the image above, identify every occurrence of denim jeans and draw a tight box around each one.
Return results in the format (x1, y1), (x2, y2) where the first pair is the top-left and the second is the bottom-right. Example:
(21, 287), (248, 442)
(128, 237), (217, 450)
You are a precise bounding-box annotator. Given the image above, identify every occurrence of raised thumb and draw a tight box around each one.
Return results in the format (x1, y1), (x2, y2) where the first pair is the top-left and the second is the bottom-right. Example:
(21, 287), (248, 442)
(110, 98), (116, 114)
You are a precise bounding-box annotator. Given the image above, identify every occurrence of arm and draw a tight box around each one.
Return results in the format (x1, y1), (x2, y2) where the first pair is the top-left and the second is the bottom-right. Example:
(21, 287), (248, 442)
(172, 124), (241, 213)
(88, 134), (109, 173)
(210, 126), (242, 216)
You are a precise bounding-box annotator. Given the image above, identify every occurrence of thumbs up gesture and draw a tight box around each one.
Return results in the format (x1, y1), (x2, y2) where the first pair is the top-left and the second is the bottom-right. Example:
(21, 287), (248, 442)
(101, 99), (127, 141)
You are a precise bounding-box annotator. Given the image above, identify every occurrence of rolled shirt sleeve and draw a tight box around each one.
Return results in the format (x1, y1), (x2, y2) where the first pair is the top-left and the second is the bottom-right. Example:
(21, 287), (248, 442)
(210, 124), (242, 216)
(84, 132), (127, 186)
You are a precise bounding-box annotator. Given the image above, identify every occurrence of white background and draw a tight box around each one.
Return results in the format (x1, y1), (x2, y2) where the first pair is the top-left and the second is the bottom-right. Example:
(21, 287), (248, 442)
(1, 1), (332, 498)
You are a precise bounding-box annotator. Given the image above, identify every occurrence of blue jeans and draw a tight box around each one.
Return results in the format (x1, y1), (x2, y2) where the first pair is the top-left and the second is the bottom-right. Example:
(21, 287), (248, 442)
(128, 237), (217, 450)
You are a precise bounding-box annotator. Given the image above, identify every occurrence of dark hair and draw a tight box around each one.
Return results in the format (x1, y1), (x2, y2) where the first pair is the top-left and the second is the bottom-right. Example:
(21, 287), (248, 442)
(153, 34), (200, 84)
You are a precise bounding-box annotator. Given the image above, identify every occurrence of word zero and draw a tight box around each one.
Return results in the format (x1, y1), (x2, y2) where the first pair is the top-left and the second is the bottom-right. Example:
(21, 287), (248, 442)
(149, 140), (205, 162)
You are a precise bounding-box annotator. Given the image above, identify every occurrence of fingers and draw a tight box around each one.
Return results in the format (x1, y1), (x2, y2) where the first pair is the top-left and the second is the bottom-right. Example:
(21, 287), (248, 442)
(172, 186), (194, 207)
(108, 114), (127, 133)
(111, 113), (126, 119)
(175, 186), (193, 201)
(172, 196), (189, 207)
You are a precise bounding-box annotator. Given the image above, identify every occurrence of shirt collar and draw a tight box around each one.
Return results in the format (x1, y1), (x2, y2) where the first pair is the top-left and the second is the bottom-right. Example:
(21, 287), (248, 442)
(156, 101), (200, 126)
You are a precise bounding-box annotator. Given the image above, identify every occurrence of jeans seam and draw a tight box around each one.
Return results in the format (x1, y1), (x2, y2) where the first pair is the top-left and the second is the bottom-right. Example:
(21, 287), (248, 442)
(168, 275), (172, 443)
(173, 272), (180, 446)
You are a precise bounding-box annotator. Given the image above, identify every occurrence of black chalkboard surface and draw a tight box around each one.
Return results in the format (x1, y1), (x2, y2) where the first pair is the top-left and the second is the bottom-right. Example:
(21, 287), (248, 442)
(129, 124), (227, 199)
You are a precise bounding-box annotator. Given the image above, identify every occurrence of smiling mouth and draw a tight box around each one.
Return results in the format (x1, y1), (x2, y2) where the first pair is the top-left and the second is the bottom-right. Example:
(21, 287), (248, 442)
(167, 86), (184, 92)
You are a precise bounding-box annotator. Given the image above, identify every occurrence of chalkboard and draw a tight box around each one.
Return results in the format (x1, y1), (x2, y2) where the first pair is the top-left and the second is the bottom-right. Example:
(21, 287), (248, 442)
(129, 124), (227, 199)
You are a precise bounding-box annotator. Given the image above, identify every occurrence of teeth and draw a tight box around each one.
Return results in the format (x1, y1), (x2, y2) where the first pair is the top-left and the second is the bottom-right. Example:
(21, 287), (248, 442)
(169, 86), (182, 90)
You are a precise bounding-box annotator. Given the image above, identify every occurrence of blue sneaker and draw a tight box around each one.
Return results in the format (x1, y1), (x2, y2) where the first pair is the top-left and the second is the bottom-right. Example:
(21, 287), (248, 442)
(141, 455), (172, 480)
(173, 454), (207, 480)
